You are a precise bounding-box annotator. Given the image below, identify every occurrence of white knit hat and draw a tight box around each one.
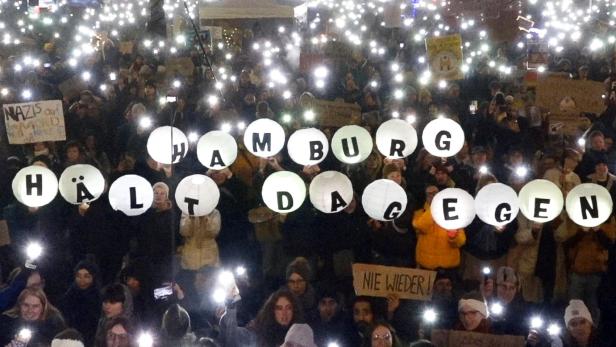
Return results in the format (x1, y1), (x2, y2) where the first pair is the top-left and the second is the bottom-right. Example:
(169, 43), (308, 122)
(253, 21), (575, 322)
(564, 299), (593, 326)
(51, 339), (85, 347)
(458, 298), (488, 318)
(283, 324), (317, 347)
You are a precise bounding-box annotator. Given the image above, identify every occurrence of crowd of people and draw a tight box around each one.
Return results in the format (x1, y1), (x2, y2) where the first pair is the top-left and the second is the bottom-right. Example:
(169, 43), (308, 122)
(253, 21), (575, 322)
(2, 3), (616, 347)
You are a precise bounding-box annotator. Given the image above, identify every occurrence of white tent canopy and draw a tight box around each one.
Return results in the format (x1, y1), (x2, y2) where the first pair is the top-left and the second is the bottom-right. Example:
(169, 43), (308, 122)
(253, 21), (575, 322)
(199, 0), (306, 20)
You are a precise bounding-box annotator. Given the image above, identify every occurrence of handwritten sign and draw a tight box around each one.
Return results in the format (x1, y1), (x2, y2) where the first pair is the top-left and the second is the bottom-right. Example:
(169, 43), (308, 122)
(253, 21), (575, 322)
(3, 100), (66, 144)
(119, 41), (134, 55)
(431, 330), (525, 347)
(352, 263), (436, 301)
(536, 76), (605, 115)
(313, 99), (361, 128)
(426, 34), (464, 81)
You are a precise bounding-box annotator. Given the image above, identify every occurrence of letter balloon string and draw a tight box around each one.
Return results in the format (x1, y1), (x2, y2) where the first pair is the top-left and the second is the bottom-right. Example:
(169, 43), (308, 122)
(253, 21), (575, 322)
(10, 119), (615, 230)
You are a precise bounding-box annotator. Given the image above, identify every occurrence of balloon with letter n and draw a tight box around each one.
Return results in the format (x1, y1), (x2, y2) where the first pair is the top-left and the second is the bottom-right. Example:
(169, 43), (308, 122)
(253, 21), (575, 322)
(108, 175), (153, 216)
(431, 188), (476, 229)
(12, 165), (58, 207)
(59, 164), (105, 204)
(261, 171), (306, 213)
(309, 171), (353, 213)
(147, 126), (189, 164)
(361, 179), (407, 221)
(174, 174), (220, 216)
(565, 183), (613, 228)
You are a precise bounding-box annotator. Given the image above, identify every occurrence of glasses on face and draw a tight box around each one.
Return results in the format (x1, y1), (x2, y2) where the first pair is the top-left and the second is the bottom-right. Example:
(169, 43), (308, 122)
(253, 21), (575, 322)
(372, 333), (391, 341)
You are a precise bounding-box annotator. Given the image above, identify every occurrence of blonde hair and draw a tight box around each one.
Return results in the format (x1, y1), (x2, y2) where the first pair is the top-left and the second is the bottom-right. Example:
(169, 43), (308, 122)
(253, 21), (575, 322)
(4, 287), (62, 321)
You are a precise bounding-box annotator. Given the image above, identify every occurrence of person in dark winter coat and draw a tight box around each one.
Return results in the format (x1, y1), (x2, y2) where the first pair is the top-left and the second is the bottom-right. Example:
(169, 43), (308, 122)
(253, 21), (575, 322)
(284, 257), (317, 319)
(94, 284), (134, 347)
(160, 304), (199, 347)
(309, 287), (353, 347)
(0, 287), (66, 346)
(489, 267), (532, 336)
(59, 260), (102, 346)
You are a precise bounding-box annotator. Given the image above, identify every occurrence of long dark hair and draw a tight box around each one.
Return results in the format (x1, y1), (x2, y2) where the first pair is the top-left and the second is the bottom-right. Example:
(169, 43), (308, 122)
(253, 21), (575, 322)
(368, 321), (403, 347)
(253, 289), (304, 347)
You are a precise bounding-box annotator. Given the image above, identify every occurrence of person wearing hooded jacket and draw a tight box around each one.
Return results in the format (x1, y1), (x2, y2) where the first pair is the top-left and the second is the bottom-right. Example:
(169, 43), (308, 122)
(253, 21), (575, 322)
(160, 304), (199, 347)
(94, 283), (134, 347)
(59, 259), (101, 346)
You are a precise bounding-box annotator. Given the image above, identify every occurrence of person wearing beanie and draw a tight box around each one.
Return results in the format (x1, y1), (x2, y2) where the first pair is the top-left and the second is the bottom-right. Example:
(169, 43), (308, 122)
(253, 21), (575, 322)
(585, 153), (616, 205)
(51, 328), (85, 347)
(59, 259), (101, 346)
(423, 269), (458, 330)
(282, 323), (317, 347)
(285, 257), (317, 317)
(455, 292), (490, 333)
(93, 283), (134, 347)
(528, 300), (598, 347)
(161, 304), (198, 347)
(490, 266), (532, 336)
(309, 286), (352, 347)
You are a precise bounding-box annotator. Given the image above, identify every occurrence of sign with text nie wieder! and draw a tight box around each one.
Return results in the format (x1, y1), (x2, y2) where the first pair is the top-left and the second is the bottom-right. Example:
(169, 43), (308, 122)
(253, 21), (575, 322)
(3, 100), (66, 144)
(352, 263), (436, 301)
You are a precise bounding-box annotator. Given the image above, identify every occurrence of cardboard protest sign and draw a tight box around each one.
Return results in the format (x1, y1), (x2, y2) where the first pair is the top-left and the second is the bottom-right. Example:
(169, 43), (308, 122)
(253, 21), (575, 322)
(426, 34), (464, 81)
(352, 263), (436, 301)
(166, 57), (195, 77)
(310, 98), (361, 128)
(431, 330), (525, 347)
(526, 40), (548, 69)
(3, 100), (66, 144)
(118, 41), (134, 55)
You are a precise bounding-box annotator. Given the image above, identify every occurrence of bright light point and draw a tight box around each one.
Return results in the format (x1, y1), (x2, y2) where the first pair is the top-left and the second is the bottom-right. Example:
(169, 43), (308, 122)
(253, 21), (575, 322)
(590, 38), (604, 51)
(314, 66), (329, 79)
(482, 266), (491, 275)
(393, 89), (404, 99)
(252, 42), (260, 50)
(304, 109), (316, 121)
(278, 26), (285, 33)
(81, 71), (91, 81)
(418, 56), (426, 64)
(221, 123), (232, 133)
(26, 242), (43, 260)
(394, 73), (404, 83)
(517, 42), (524, 49)
(515, 166), (528, 178)
(1, 88), (8, 96)
(547, 323), (561, 336)
(282, 114), (292, 123)
(109, 72), (117, 81)
(315, 80), (325, 89)
(235, 266), (247, 276)
(172, 80), (181, 88)
(100, 84), (107, 91)
(391, 63), (400, 72)
(207, 95), (219, 107)
(237, 121), (246, 130)
(18, 328), (32, 341)
(370, 80), (378, 88)
(406, 114), (416, 123)
(327, 343), (340, 347)
(188, 132), (199, 143)
(423, 308), (437, 323)
(219, 270), (235, 286)
(531, 316), (544, 329)
(137, 332), (153, 347)
(175, 35), (185, 44)
(215, 82), (224, 90)
(537, 65), (546, 73)
(139, 117), (152, 129)
(491, 303), (504, 316)
(392, 111), (400, 118)
(212, 288), (226, 304)
(438, 80), (447, 89)
(578, 138), (586, 147)
(68, 58), (77, 67)
(282, 90), (292, 99)
(21, 89), (32, 99)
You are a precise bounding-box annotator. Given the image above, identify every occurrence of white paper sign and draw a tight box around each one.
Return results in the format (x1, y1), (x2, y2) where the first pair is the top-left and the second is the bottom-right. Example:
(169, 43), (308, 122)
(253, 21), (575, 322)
(3, 100), (66, 144)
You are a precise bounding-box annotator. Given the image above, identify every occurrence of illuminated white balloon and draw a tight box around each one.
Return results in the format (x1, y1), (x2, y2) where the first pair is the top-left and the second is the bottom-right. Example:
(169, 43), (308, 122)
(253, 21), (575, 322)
(59, 164), (105, 204)
(146, 126), (189, 164)
(375, 119), (418, 158)
(331, 125), (373, 164)
(175, 174), (220, 216)
(243, 118), (286, 158)
(197, 131), (238, 169)
(361, 179), (407, 221)
(474, 183), (519, 226)
(261, 171), (306, 213)
(431, 188), (476, 229)
(11, 165), (58, 207)
(518, 179), (564, 222)
(287, 128), (329, 166)
(108, 175), (153, 216)
(309, 171), (353, 213)
(421, 118), (465, 157)
(565, 183), (612, 227)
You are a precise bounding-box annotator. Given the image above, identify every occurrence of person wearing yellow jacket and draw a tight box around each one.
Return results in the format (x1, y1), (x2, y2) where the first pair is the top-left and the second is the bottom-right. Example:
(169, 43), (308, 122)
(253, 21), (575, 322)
(412, 185), (466, 270)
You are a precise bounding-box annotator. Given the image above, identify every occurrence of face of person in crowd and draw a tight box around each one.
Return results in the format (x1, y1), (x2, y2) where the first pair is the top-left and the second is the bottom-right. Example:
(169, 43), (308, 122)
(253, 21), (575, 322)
(76, 269), (94, 290)
(563, 157), (579, 174)
(103, 300), (124, 318)
(434, 170), (449, 185)
(472, 152), (487, 166)
(125, 277), (141, 294)
(459, 308), (483, 331)
(66, 146), (80, 162)
(27, 272), (43, 289)
(595, 163), (609, 177)
(353, 301), (374, 324)
(318, 297), (338, 322)
(508, 151), (524, 166)
(144, 85), (156, 98)
(568, 317), (592, 344)
(497, 281), (517, 304)
(371, 325), (393, 347)
(386, 170), (402, 186)
(433, 278), (453, 298)
(20, 294), (43, 321)
(106, 323), (130, 347)
(591, 135), (605, 151)
(153, 186), (168, 204)
(209, 170), (228, 186)
(287, 273), (307, 296)
(274, 296), (293, 327)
